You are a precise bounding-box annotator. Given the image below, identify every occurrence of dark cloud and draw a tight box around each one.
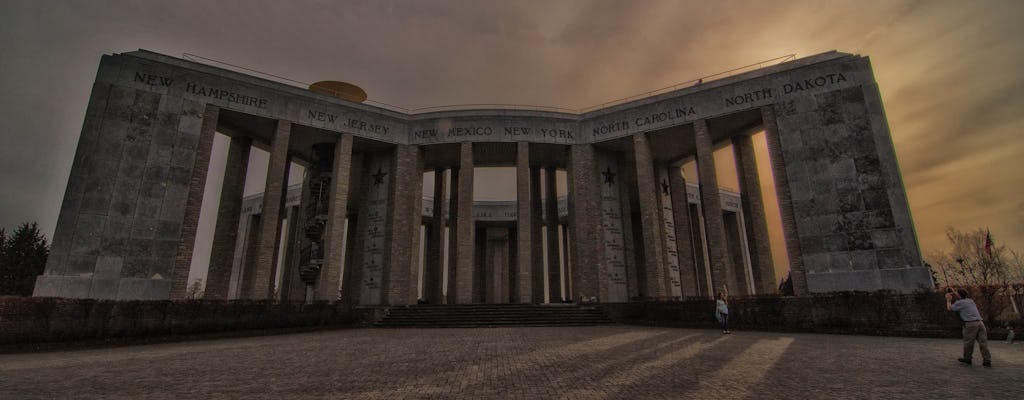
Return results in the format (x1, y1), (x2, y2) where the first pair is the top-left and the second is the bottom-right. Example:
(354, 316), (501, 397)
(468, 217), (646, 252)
(0, 0), (1022, 267)
(845, 0), (1024, 255)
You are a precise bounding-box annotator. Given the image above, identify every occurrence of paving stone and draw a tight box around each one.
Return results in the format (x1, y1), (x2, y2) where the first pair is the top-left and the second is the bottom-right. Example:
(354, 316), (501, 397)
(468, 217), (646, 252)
(1, 326), (1020, 399)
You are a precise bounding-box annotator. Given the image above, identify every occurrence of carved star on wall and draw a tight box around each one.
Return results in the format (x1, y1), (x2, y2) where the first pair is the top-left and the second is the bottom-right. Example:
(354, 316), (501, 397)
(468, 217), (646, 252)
(372, 168), (388, 186)
(602, 166), (616, 186)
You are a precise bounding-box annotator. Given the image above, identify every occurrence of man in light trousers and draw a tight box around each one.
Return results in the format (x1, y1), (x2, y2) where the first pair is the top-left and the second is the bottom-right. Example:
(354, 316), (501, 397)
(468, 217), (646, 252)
(946, 288), (992, 367)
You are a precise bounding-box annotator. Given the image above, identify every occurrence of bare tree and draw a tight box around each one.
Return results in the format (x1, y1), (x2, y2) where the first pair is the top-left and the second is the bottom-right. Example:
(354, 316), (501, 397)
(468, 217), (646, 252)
(929, 227), (1024, 325)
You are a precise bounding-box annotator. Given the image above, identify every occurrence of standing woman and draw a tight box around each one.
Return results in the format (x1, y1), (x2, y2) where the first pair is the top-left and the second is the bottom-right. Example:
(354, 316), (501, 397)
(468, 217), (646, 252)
(716, 292), (730, 334)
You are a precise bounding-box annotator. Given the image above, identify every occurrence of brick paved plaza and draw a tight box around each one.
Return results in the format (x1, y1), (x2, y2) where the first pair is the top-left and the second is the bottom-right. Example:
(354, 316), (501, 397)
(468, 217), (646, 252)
(2, 326), (1021, 399)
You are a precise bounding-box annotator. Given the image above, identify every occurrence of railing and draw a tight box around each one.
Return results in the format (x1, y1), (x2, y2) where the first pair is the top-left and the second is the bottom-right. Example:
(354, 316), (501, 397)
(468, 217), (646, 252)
(183, 53), (312, 89)
(391, 103), (579, 114)
(181, 52), (796, 115)
(576, 54), (796, 113)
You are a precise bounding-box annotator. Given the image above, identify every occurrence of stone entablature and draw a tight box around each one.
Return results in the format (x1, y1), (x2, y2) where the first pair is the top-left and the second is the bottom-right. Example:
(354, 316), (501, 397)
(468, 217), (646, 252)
(115, 50), (861, 147)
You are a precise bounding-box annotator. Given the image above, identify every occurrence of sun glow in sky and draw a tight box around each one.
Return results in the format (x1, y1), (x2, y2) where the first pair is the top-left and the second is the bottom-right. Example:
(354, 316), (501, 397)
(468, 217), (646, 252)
(0, 0), (1021, 283)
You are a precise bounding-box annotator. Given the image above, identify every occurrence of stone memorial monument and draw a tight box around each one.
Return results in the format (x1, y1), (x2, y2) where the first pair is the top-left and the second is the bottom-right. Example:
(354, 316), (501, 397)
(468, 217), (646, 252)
(33, 49), (931, 303)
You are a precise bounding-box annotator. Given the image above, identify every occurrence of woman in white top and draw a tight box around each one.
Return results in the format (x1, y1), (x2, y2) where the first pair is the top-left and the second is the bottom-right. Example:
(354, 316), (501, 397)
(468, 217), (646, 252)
(716, 292), (730, 334)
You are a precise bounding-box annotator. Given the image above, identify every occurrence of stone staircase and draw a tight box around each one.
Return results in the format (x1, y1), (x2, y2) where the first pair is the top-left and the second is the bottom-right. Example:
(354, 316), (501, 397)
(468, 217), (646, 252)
(374, 304), (614, 328)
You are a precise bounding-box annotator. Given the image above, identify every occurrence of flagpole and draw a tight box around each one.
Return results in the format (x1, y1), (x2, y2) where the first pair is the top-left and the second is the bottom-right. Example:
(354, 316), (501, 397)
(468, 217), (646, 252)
(984, 229), (993, 259)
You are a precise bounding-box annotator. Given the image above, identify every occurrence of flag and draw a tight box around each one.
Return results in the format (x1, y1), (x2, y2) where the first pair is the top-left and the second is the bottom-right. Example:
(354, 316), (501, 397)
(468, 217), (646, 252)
(984, 229), (994, 257)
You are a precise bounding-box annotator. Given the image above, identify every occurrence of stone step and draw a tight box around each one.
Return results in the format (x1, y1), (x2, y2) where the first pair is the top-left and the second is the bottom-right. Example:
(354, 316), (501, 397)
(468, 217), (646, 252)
(382, 312), (608, 318)
(383, 311), (606, 316)
(374, 304), (614, 328)
(382, 317), (606, 323)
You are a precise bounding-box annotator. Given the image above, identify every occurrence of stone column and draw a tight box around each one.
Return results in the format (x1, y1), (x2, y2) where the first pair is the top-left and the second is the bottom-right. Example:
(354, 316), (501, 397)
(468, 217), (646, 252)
(481, 226), (493, 303)
(386, 144), (422, 305)
(358, 153), (391, 305)
(472, 226), (484, 303)
(655, 164), (683, 298)
(514, 143), (534, 303)
(342, 154), (366, 305)
(560, 223), (572, 297)
(693, 202), (713, 296)
(668, 164), (699, 297)
(170, 104), (219, 299)
(733, 134), (777, 294)
(723, 210), (751, 295)
(239, 214), (262, 298)
(316, 134), (353, 302)
(633, 132), (668, 299)
(694, 119), (736, 296)
(425, 168), (447, 304)
(445, 167), (460, 304)
(345, 212), (366, 305)
(618, 158), (640, 300)
(408, 152), (424, 303)
(204, 135), (250, 299)
(530, 167), (545, 303)
(544, 166), (562, 302)
(567, 144), (603, 301)
(227, 210), (254, 299)
(762, 106), (808, 295)
(280, 205), (305, 301)
(245, 120), (291, 299)
(454, 142), (475, 304)
(486, 227), (510, 303)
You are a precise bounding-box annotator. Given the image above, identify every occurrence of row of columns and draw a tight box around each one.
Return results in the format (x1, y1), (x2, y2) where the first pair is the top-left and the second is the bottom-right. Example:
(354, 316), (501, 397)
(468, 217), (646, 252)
(624, 116), (781, 298)
(200, 119), (296, 300)
(566, 110), (802, 300)
(418, 144), (569, 304)
(190, 106), (808, 303)
(469, 221), (570, 304)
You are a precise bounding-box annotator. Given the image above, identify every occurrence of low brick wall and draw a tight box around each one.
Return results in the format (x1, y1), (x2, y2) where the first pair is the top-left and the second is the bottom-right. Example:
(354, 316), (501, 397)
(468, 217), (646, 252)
(601, 292), (992, 338)
(2, 293), (1013, 346)
(0, 296), (362, 346)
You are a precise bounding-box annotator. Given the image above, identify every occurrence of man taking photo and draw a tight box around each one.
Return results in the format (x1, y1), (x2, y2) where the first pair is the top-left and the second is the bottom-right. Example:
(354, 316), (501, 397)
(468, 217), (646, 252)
(946, 288), (992, 367)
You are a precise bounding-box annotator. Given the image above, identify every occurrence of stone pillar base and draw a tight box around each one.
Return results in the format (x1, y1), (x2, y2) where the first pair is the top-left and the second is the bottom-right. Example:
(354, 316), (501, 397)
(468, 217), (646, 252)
(806, 266), (934, 293)
(34, 275), (171, 300)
